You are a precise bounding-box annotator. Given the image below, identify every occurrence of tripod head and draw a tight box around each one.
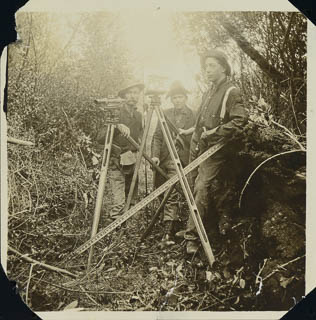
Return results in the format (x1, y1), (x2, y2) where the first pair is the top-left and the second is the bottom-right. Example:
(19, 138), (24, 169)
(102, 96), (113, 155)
(94, 96), (125, 124)
(145, 89), (166, 107)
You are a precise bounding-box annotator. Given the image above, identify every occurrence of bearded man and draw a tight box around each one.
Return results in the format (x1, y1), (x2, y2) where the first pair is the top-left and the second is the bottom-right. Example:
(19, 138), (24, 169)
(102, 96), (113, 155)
(97, 82), (144, 223)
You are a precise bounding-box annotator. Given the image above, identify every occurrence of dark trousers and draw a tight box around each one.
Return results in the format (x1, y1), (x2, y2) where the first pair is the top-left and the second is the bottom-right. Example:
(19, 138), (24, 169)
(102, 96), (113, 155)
(154, 159), (179, 222)
(185, 151), (225, 240)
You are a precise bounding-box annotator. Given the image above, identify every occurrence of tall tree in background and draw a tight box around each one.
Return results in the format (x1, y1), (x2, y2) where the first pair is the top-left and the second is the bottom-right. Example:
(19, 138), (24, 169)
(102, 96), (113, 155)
(173, 12), (307, 135)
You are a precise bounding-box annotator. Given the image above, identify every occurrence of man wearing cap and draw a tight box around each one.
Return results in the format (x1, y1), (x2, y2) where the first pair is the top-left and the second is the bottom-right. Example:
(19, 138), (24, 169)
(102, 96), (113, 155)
(151, 81), (196, 242)
(180, 49), (248, 254)
(97, 82), (144, 223)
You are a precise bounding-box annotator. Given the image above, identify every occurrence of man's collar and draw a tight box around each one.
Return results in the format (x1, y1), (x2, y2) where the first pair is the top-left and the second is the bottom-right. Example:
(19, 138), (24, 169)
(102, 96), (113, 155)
(207, 76), (228, 94)
(213, 76), (228, 91)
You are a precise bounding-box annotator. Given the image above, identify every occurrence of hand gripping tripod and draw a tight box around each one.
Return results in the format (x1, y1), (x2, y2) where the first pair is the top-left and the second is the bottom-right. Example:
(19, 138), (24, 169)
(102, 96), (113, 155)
(68, 93), (225, 268)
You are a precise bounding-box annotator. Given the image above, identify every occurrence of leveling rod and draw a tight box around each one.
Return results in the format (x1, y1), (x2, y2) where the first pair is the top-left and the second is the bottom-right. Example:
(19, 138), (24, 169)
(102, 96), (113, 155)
(154, 103), (215, 266)
(66, 141), (225, 261)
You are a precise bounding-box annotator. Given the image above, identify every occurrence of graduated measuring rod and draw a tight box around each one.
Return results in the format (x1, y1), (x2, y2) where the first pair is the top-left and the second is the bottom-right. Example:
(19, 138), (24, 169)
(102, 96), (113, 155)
(65, 136), (225, 262)
(151, 92), (215, 267)
(87, 97), (123, 269)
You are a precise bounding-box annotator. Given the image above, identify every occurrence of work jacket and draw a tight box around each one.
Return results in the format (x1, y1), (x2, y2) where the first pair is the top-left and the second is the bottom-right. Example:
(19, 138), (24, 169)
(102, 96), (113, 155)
(195, 78), (248, 150)
(151, 105), (196, 166)
(97, 103), (143, 158)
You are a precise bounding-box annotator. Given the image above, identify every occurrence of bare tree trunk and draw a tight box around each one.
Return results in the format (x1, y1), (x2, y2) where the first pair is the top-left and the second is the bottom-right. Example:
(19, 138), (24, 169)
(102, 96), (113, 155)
(219, 15), (286, 82)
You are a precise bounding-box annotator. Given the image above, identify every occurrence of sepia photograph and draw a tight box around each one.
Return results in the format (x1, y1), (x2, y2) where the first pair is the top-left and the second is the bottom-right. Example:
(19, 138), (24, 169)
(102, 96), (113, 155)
(1, 1), (312, 318)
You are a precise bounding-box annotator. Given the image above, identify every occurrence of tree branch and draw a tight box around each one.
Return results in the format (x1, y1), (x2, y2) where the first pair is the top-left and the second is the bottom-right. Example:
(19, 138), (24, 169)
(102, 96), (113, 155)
(33, 277), (132, 295)
(263, 255), (305, 281)
(219, 15), (286, 82)
(239, 149), (306, 208)
(271, 119), (305, 150)
(281, 12), (295, 52)
(8, 246), (77, 278)
(275, 13), (286, 33)
(48, 14), (85, 75)
(7, 137), (34, 146)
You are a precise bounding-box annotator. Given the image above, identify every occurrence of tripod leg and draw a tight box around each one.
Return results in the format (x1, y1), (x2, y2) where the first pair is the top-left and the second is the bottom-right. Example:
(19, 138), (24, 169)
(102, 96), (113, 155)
(154, 104), (215, 267)
(115, 129), (183, 195)
(124, 107), (154, 211)
(65, 140), (225, 262)
(87, 124), (115, 269)
(144, 159), (148, 196)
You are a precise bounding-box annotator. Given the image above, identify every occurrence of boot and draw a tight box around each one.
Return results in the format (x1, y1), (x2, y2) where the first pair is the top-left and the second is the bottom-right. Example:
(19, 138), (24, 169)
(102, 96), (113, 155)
(175, 230), (186, 238)
(162, 220), (173, 241)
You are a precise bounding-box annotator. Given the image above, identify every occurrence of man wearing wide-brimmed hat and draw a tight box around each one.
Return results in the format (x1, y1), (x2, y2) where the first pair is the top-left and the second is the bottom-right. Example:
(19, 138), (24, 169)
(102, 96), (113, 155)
(97, 81), (144, 223)
(178, 49), (248, 254)
(151, 80), (196, 242)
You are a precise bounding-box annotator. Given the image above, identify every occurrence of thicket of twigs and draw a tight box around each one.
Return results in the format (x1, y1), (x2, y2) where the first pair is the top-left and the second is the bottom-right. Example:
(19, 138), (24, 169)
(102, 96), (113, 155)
(6, 11), (306, 312)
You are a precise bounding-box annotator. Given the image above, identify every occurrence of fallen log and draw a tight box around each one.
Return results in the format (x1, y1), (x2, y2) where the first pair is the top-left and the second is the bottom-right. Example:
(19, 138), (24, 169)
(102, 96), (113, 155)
(7, 137), (34, 146)
(8, 246), (77, 278)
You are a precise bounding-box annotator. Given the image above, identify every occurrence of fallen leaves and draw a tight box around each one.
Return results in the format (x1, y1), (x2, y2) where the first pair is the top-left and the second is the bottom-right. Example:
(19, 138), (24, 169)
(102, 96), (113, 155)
(239, 278), (246, 289)
(280, 275), (295, 288)
(205, 271), (221, 282)
(176, 263), (184, 278)
(63, 300), (78, 310)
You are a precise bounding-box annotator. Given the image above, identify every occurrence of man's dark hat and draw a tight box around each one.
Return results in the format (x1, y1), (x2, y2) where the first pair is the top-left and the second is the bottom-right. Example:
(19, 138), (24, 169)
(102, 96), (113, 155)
(200, 49), (231, 76)
(166, 80), (189, 98)
(118, 81), (145, 98)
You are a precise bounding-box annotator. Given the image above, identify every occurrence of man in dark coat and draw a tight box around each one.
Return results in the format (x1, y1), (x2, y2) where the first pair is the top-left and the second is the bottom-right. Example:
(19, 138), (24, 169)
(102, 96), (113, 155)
(151, 81), (196, 241)
(97, 82), (144, 222)
(181, 49), (248, 254)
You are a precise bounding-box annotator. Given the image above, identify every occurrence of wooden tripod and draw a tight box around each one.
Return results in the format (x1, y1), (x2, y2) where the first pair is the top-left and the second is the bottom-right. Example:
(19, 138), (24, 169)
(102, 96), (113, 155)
(149, 93), (215, 266)
(85, 93), (217, 269)
(87, 98), (121, 269)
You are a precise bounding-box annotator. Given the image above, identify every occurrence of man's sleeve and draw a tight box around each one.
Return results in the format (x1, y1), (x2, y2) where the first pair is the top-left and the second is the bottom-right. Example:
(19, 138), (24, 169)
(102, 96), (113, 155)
(212, 88), (248, 139)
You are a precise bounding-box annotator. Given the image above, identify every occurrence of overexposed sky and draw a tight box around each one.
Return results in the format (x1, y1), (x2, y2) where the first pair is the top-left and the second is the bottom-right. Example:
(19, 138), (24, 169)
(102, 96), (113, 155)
(121, 9), (200, 91)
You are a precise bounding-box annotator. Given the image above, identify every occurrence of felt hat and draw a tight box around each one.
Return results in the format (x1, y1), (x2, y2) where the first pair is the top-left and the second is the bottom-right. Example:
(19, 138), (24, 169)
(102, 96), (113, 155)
(200, 49), (231, 76)
(166, 81), (189, 98)
(118, 81), (145, 98)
